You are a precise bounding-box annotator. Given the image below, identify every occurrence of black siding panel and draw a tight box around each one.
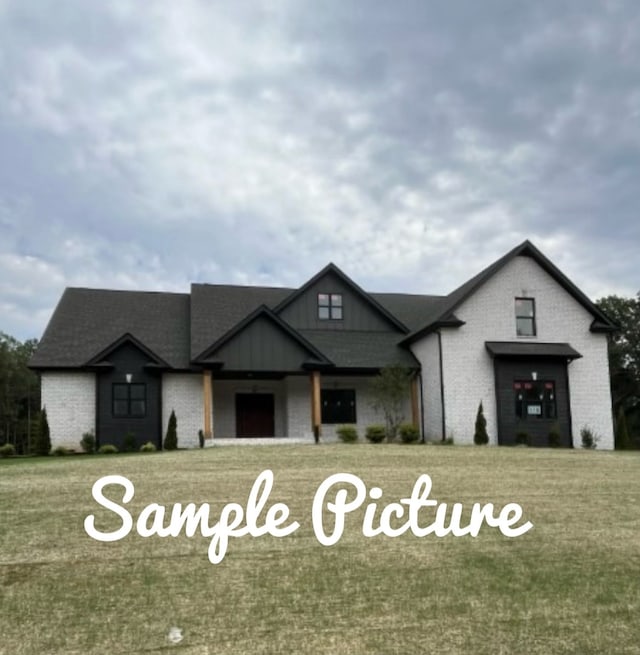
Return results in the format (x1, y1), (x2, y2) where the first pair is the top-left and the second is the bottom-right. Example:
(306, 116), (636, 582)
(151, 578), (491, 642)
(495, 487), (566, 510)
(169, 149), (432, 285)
(96, 342), (162, 450)
(494, 358), (572, 447)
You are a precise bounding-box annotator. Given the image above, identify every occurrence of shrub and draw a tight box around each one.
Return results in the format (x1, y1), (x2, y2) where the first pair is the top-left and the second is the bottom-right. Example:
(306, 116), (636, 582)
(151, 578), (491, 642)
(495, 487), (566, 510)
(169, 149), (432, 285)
(52, 446), (69, 456)
(34, 407), (51, 456)
(80, 432), (96, 454)
(337, 425), (358, 443)
(398, 423), (420, 444)
(123, 431), (137, 453)
(548, 424), (562, 448)
(365, 425), (387, 444)
(198, 429), (205, 449)
(581, 426), (600, 450)
(98, 444), (119, 454)
(515, 431), (529, 446)
(140, 441), (157, 452)
(164, 410), (178, 451)
(474, 402), (489, 445)
(0, 443), (16, 458)
(369, 366), (412, 441)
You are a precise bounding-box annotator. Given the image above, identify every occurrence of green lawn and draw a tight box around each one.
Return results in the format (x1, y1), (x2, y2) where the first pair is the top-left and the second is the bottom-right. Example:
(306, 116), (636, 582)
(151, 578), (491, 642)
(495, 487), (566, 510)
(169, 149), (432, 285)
(1, 444), (639, 654)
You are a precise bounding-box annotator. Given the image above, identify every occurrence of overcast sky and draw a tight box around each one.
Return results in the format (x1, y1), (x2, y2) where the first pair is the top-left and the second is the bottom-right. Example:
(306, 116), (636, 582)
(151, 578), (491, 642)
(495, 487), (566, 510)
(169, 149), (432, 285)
(1, 1), (639, 341)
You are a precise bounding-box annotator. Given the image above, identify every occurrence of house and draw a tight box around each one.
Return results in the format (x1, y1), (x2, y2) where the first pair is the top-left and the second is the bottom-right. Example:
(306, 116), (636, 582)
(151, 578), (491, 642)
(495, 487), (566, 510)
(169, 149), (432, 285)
(29, 240), (617, 450)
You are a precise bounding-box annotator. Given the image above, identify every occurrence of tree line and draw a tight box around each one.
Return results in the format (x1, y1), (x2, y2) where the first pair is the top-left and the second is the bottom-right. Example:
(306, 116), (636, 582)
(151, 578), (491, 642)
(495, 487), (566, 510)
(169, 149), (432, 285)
(1, 292), (639, 453)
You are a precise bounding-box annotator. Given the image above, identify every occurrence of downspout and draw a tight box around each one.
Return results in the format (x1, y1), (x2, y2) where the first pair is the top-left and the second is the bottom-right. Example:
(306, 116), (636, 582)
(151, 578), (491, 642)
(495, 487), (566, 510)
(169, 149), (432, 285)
(419, 370), (426, 444)
(437, 330), (446, 442)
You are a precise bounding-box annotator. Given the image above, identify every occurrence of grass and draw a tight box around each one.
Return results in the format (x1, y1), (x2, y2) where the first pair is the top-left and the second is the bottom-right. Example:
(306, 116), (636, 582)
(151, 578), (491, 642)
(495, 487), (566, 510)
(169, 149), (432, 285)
(1, 444), (640, 654)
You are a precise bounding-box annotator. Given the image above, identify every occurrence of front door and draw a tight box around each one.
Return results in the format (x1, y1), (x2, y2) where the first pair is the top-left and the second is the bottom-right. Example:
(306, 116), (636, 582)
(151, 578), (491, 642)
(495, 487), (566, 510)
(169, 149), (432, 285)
(495, 359), (572, 447)
(235, 393), (275, 437)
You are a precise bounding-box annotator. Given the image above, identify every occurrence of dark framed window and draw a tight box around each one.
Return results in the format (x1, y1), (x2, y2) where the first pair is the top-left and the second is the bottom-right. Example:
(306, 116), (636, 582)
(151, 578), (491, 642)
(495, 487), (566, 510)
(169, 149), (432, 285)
(318, 293), (343, 320)
(321, 389), (356, 424)
(515, 297), (536, 336)
(514, 381), (556, 419)
(112, 383), (146, 418)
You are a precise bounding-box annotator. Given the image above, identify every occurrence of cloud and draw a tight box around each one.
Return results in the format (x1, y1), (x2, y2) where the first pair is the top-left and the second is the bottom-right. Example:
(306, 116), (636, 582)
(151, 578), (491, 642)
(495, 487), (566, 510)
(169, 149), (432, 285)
(0, 0), (638, 340)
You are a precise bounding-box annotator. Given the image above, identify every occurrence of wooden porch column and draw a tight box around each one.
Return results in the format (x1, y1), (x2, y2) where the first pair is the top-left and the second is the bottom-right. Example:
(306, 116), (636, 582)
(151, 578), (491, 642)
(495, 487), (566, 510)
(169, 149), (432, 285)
(310, 371), (321, 442)
(203, 370), (213, 439)
(411, 375), (420, 428)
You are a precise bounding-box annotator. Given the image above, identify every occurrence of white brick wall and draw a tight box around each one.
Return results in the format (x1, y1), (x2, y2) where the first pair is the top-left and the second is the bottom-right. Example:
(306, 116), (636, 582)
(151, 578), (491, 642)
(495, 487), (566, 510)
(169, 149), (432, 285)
(285, 376), (314, 440)
(41, 372), (95, 450)
(412, 255), (614, 448)
(410, 333), (442, 441)
(162, 373), (202, 449)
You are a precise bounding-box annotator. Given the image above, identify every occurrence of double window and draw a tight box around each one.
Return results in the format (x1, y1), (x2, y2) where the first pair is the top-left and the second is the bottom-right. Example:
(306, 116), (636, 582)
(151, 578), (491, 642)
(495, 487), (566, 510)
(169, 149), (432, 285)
(514, 381), (556, 420)
(515, 297), (536, 336)
(321, 389), (356, 424)
(112, 383), (146, 418)
(318, 293), (343, 320)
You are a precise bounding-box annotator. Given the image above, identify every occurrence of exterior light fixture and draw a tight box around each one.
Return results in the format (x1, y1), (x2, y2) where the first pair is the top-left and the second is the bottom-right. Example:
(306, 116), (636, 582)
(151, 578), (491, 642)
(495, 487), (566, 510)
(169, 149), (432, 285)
(126, 374), (132, 384)
(531, 372), (537, 381)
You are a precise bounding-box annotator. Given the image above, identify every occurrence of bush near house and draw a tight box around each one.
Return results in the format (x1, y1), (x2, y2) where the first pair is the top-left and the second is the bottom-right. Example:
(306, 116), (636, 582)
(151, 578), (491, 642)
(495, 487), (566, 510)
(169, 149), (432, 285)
(336, 425), (358, 443)
(140, 441), (157, 452)
(580, 426), (600, 450)
(473, 402), (489, 445)
(123, 431), (137, 453)
(398, 423), (420, 444)
(365, 425), (387, 443)
(80, 432), (96, 454)
(0, 443), (15, 458)
(97, 444), (118, 454)
(33, 407), (51, 456)
(548, 424), (562, 448)
(164, 410), (178, 451)
(52, 446), (69, 456)
(515, 431), (529, 446)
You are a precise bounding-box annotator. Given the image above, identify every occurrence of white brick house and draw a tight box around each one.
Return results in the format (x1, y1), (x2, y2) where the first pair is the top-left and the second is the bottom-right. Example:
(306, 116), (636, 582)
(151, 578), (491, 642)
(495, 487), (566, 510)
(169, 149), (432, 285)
(30, 241), (616, 450)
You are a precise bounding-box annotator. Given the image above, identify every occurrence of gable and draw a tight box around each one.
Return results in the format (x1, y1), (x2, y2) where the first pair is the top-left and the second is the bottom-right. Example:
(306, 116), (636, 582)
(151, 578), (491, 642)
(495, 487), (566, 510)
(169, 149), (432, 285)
(196, 309), (331, 372)
(277, 267), (406, 332)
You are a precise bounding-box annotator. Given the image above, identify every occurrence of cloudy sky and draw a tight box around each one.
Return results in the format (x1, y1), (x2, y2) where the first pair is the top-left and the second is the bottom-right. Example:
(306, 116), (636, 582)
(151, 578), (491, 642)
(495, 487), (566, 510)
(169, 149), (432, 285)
(1, 1), (639, 341)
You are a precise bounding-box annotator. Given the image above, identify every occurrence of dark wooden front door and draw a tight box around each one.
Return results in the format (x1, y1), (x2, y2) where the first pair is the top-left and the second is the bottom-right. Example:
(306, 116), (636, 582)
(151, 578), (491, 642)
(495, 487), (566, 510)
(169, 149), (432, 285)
(235, 393), (275, 437)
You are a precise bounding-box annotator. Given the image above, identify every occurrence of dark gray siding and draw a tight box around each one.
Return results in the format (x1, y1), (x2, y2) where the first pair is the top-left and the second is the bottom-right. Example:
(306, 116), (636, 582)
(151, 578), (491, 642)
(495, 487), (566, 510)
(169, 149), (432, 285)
(214, 316), (312, 371)
(494, 358), (572, 447)
(279, 271), (396, 331)
(96, 342), (162, 449)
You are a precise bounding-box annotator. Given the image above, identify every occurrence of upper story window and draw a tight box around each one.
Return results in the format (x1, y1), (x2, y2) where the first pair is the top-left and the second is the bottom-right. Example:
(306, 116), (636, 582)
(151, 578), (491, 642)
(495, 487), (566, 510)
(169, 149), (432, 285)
(318, 293), (343, 320)
(113, 383), (146, 418)
(515, 297), (536, 336)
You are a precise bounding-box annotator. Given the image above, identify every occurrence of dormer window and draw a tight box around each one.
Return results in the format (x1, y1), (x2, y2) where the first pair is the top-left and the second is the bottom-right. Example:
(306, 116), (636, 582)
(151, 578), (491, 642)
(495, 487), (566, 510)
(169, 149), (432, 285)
(318, 293), (343, 320)
(515, 298), (536, 336)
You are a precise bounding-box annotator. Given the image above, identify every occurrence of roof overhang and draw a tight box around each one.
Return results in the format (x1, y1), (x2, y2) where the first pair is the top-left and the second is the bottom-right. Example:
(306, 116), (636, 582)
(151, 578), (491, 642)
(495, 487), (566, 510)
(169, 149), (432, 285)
(485, 341), (582, 360)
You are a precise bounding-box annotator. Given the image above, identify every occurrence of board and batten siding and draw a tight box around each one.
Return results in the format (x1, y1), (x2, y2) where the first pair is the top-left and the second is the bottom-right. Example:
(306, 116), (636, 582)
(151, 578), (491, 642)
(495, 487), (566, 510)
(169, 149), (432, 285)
(426, 255), (614, 448)
(279, 270), (395, 332)
(41, 372), (95, 450)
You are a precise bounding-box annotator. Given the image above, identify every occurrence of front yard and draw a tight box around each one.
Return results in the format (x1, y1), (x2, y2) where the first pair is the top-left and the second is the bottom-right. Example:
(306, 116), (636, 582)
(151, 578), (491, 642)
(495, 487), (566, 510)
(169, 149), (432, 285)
(1, 444), (639, 654)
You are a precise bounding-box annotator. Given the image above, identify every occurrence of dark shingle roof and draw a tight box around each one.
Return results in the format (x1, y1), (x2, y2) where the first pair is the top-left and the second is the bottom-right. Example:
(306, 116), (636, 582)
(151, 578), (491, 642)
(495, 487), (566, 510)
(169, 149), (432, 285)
(30, 288), (191, 369)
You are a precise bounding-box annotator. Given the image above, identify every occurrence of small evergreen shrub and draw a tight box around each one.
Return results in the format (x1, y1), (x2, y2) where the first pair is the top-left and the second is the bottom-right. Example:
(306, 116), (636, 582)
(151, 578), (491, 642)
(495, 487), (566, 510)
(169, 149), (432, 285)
(34, 407), (52, 456)
(98, 444), (119, 454)
(80, 432), (96, 454)
(515, 431), (529, 446)
(337, 425), (358, 443)
(164, 410), (178, 451)
(123, 431), (136, 453)
(548, 424), (562, 448)
(140, 441), (157, 452)
(198, 429), (205, 449)
(52, 446), (69, 456)
(398, 423), (420, 444)
(0, 443), (16, 458)
(580, 426), (600, 450)
(474, 402), (489, 445)
(365, 425), (386, 444)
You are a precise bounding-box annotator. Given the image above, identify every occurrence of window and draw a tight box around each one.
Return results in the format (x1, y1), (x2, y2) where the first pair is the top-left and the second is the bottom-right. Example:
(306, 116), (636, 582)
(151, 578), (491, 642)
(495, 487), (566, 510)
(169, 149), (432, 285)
(515, 297), (536, 336)
(318, 293), (343, 320)
(514, 381), (556, 419)
(321, 389), (356, 424)
(113, 383), (146, 418)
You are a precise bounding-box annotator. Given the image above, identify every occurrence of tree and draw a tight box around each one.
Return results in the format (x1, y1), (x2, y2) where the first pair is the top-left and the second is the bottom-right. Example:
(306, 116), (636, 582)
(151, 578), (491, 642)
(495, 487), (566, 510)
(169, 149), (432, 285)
(164, 409), (178, 450)
(474, 402), (488, 444)
(596, 294), (640, 446)
(370, 365), (413, 441)
(34, 407), (51, 456)
(615, 405), (632, 450)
